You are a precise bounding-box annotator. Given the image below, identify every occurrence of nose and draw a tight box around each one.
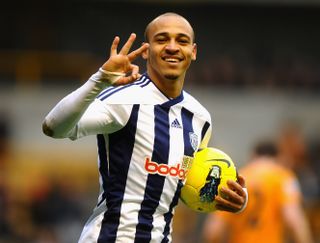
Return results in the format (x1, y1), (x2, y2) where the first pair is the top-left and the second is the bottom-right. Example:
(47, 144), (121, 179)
(165, 40), (179, 53)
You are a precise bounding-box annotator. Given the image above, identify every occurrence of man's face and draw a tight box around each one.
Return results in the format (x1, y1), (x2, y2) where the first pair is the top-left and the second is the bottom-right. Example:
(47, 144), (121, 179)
(143, 15), (197, 81)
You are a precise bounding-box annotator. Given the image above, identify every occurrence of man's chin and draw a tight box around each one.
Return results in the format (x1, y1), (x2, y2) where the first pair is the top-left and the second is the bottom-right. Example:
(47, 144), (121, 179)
(164, 73), (179, 80)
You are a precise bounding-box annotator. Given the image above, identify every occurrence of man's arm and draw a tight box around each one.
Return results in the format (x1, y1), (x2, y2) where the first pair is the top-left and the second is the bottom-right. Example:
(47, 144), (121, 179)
(202, 213), (229, 243)
(42, 34), (149, 138)
(283, 202), (314, 243)
(280, 171), (314, 243)
(42, 72), (111, 138)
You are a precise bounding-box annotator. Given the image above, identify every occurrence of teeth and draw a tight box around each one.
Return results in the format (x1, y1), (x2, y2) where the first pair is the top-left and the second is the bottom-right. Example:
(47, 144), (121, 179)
(165, 58), (179, 62)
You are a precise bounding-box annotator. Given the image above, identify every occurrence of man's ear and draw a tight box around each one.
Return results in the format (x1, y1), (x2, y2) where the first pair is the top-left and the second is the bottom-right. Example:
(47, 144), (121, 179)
(191, 43), (197, 61)
(142, 42), (149, 60)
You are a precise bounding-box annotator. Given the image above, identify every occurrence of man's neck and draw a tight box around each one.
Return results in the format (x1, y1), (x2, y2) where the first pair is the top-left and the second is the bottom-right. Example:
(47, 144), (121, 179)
(147, 71), (185, 98)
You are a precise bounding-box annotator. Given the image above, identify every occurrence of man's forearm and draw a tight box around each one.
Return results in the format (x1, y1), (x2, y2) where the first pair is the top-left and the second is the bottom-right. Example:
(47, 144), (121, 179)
(42, 70), (111, 138)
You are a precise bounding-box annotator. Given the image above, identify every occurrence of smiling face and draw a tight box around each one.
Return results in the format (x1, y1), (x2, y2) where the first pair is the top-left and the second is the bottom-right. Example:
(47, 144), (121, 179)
(143, 14), (197, 88)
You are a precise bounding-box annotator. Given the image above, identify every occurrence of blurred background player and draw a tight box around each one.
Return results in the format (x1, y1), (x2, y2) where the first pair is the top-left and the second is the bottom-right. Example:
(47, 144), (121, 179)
(277, 122), (319, 206)
(202, 141), (314, 243)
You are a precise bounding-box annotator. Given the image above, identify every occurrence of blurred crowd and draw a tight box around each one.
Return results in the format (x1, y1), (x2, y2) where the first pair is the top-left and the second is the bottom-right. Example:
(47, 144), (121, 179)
(1, 2), (320, 92)
(1, 50), (319, 92)
(193, 54), (320, 91)
(0, 114), (99, 243)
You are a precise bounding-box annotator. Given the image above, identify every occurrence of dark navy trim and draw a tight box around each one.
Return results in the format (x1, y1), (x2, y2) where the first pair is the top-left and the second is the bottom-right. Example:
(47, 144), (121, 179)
(97, 105), (140, 243)
(97, 86), (120, 99)
(181, 107), (195, 156)
(97, 76), (150, 101)
(161, 92), (184, 109)
(134, 105), (170, 243)
(201, 121), (210, 144)
(140, 79), (151, 88)
(161, 181), (183, 243)
(97, 134), (109, 207)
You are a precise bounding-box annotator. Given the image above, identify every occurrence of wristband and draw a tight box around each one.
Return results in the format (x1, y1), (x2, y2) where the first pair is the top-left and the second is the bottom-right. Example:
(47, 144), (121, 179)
(236, 187), (248, 214)
(99, 68), (125, 84)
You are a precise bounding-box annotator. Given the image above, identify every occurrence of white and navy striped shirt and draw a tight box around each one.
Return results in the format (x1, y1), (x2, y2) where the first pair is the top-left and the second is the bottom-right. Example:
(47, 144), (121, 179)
(74, 74), (212, 243)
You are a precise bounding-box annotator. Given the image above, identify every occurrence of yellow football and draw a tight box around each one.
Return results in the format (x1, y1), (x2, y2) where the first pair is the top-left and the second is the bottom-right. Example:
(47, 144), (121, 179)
(180, 147), (238, 213)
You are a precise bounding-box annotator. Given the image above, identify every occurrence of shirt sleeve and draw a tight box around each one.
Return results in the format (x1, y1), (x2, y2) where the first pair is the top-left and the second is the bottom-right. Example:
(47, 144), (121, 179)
(69, 99), (133, 140)
(43, 69), (131, 139)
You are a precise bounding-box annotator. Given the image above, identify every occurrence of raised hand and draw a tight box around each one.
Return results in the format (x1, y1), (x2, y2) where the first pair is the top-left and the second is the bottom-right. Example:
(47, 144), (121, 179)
(101, 33), (149, 85)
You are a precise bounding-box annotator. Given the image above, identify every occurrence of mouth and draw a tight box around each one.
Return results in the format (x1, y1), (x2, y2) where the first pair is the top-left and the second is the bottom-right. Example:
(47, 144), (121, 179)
(162, 56), (183, 63)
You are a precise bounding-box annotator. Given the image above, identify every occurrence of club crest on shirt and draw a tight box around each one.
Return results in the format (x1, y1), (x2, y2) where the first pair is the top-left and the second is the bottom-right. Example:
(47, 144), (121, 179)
(189, 132), (198, 152)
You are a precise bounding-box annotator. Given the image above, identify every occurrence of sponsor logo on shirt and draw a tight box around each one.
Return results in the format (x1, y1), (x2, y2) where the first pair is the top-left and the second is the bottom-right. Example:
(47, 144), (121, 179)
(171, 118), (182, 128)
(144, 157), (189, 180)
